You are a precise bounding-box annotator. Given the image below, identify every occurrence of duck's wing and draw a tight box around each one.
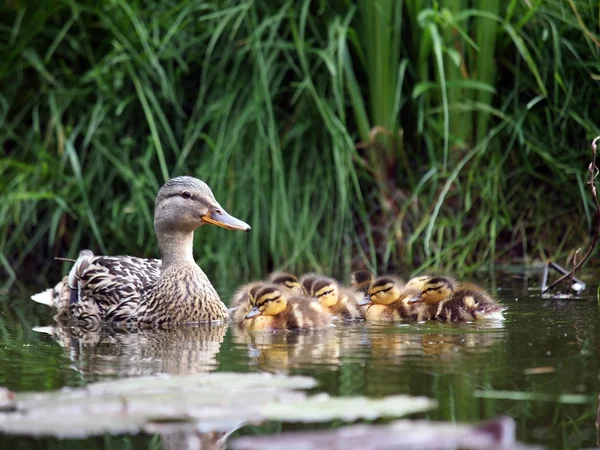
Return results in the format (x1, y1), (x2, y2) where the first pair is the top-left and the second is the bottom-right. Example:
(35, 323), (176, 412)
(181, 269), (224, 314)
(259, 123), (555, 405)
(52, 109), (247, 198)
(67, 250), (161, 323)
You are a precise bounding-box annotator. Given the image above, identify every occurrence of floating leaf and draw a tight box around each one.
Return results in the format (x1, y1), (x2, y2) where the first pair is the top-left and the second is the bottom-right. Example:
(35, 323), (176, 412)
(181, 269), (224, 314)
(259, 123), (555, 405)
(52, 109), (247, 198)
(259, 393), (437, 422)
(0, 373), (437, 439)
(231, 416), (542, 450)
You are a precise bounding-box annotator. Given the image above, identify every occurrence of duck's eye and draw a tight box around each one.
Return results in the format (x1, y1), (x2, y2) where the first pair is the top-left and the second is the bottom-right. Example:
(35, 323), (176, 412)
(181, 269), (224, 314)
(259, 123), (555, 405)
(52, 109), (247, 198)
(319, 290), (334, 296)
(181, 191), (192, 199)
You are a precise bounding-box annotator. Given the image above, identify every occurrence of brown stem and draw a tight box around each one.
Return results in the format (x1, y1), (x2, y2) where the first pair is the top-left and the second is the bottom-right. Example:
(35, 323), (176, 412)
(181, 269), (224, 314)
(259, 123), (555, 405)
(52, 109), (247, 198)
(543, 136), (600, 293)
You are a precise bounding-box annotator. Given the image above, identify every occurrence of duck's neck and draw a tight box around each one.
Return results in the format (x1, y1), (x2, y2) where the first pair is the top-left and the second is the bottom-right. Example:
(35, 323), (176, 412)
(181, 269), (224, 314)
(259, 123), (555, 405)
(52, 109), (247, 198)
(157, 229), (197, 270)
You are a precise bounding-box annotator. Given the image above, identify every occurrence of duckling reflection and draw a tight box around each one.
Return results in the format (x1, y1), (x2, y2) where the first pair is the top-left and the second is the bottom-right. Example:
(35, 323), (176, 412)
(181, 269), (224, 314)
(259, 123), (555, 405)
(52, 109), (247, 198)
(231, 326), (340, 372)
(34, 322), (227, 378)
(364, 324), (506, 366)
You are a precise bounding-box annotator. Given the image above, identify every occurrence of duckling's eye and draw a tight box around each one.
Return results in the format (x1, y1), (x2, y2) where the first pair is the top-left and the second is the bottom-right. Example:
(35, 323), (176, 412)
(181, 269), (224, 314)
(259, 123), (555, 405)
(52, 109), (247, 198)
(377, 287), (392, 294)
(181, 191), (192, 199)
(319, 290), (334, 296)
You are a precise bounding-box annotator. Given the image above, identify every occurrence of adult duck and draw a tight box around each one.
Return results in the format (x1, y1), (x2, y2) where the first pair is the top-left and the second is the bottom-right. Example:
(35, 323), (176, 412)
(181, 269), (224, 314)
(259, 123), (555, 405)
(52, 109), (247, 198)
(32, 176), (250, 327)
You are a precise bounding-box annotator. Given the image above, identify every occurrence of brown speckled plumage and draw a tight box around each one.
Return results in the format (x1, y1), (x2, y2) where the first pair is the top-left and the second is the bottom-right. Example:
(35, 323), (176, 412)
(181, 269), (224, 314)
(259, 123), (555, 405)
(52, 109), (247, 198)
(32, 176), (250, 327)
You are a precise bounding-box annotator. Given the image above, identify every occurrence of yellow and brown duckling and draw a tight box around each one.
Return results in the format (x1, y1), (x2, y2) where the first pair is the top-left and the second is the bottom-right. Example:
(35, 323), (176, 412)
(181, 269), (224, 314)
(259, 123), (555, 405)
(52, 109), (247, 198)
(242, 285), (332, 332)
(308, 276), (363, 321)
(358, 275), (429, 323)
(408, 276), (505, 322)
(351, 270), (375, 294)
(267, 272), (304, 294)
(299, 272), (323, 296)
(231, 272), (303, 326)
(231, 282), (267, 325)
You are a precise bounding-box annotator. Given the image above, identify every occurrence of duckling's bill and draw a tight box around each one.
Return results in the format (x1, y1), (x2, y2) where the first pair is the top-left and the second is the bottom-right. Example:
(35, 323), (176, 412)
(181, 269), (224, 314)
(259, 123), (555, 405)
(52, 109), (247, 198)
(245, 306), (261, 319)
(202, 206), (251, 231)
(407, 295), (423, 304)
(357, 295), (372, 306)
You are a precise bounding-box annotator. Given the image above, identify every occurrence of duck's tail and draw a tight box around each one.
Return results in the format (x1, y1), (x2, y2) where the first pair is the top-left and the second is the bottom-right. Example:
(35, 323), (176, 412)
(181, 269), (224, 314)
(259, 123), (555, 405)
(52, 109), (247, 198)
(31, 250), (95, 309)
(30, 289), (54, 307)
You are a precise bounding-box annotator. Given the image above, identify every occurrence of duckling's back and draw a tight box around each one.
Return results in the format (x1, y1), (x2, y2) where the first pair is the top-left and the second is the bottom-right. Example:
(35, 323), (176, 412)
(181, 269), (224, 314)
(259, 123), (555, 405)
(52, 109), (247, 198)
(329, 288), (363, 321)
(438, 288), (504, 322)
(278, 296), (332, 330)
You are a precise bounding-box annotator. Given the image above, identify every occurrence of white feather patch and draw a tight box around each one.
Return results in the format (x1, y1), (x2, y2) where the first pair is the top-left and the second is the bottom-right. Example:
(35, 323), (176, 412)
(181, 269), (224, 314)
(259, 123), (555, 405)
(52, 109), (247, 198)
(30, 289), (53, 307)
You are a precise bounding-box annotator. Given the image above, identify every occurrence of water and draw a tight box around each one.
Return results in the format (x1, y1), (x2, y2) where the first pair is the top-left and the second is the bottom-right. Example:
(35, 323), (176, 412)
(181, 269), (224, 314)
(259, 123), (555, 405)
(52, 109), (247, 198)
(0, 273), (598, 449)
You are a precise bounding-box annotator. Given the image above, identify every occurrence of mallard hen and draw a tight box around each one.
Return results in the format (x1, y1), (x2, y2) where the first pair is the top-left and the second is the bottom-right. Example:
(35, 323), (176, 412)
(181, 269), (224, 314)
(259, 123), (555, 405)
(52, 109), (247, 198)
(32, 176), (250, 327)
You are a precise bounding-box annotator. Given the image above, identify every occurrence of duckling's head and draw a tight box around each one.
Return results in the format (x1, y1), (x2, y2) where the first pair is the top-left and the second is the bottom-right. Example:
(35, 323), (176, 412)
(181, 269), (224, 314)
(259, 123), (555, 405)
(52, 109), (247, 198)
(245, 285), (288, 318)
(300, 273), (321, 296)
(311, 277), (340, 308)
(351, 270), (374, 292)
(246, 283), (265, 304)
(154, 176), (251, 234)
(269, 272), (303, 294)
(408, 276), (456, 304)
(361, 277), (403, 306)
(405, 275), (430, 291)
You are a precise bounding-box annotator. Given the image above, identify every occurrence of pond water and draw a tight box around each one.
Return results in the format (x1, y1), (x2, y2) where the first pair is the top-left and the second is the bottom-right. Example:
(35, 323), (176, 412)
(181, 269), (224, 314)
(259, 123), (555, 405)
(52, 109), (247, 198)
(0, 272), (598, 449)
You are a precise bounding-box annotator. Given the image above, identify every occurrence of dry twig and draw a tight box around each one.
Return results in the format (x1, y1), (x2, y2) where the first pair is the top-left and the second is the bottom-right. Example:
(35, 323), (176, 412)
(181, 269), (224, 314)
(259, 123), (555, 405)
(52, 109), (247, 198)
(542, 135), (600, 293)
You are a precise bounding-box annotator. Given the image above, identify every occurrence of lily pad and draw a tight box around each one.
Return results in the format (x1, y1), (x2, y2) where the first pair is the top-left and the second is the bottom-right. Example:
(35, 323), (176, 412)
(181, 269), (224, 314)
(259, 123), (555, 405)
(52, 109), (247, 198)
(231, 416), (542, 450)
(259, 393), (436, 422)
(0, 372), (436, 439)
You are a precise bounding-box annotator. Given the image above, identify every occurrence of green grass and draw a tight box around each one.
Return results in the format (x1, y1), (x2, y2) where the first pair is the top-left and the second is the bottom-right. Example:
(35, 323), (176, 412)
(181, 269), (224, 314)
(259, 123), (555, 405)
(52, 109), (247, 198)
(0, 0), (599, 285)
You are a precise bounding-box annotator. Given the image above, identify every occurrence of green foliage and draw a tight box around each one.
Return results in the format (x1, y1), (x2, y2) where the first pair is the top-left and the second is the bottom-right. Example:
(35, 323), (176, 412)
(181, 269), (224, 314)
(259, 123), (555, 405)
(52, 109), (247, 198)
(0, 0), (599, 282)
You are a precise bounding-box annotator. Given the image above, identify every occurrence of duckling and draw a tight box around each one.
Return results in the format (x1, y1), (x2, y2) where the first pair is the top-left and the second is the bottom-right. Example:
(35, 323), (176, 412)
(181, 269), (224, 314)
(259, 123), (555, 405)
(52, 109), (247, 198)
(267, 272), (304, 294)
(299, 272), (323, 295)
(351, 270), (374, 294)
(230, 273), (304, 325)
(408, 276), (505, 322)
(230, 282), (268, 325)
(243, 285), (332, 332)
(309, 276), (362, 321)
(358, 275), (429, 323)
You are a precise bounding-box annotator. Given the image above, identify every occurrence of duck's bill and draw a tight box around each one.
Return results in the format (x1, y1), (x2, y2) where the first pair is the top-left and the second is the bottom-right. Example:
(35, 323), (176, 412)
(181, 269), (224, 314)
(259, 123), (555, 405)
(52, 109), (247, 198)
(357, 296), (372, 307)
(407, 296), (424, 304)
(245, 306), (261, 319)
(203, 208), (251, 231)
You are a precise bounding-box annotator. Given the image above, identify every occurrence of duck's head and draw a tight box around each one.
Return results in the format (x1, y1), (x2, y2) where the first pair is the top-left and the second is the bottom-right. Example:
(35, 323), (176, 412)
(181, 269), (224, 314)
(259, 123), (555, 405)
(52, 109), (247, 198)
(359, 276), (403, 306)
(245, 285), (288, 318)
(310, 277), (340, 308)
(351, 270), (374, 293)
(154, 176), (251, 234)
(408, 276), (455, 305)
(269, 272), (304, 294)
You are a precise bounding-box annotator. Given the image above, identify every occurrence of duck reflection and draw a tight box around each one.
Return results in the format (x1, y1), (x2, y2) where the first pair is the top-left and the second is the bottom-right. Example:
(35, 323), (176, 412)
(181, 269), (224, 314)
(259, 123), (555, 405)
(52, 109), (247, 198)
(34, 322), (227, 378)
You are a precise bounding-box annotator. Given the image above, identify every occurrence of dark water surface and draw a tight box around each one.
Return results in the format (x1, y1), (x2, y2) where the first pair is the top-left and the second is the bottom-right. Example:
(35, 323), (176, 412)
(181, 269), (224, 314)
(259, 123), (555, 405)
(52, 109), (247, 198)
(0, 273), (598, 449)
